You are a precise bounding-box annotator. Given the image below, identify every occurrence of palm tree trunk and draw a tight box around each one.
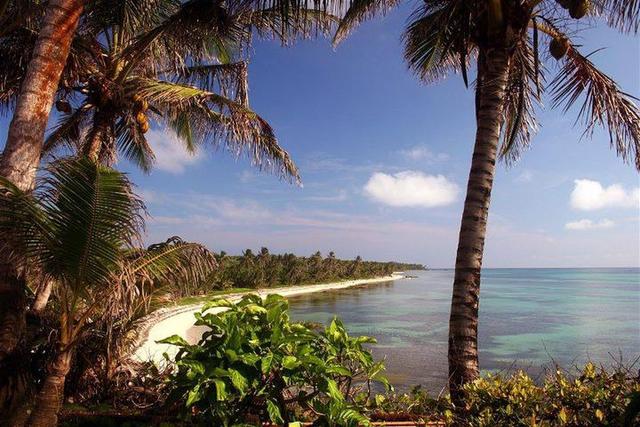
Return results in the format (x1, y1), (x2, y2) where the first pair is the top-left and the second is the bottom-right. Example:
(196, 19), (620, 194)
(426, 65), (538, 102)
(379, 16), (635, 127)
(84, 111), (113, 162)
(448, 46), (510, 406)
(31, 280), (54, 316)
(0, 0), (84, 362)
(26, 348), (73, 427)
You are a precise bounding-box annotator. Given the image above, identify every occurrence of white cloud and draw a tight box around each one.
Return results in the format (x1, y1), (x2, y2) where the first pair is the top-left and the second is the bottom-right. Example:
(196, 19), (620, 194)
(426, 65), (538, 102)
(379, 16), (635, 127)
(400, 145), (449, 162)
(570, 179), (640, 211)
(514, 170), (533, 183)
(565, 219), (615, 230)
(146, 129), (202, 174)
(364, 171), (459, 208)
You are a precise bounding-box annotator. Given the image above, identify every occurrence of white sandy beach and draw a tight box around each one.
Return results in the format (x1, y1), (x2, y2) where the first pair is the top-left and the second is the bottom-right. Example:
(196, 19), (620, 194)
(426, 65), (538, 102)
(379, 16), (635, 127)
(131, 273), (405, 364)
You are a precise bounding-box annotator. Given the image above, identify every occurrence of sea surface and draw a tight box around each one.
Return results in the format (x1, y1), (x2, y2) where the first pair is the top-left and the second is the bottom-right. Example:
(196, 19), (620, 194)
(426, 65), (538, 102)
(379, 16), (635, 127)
(287, 268), (640, 392)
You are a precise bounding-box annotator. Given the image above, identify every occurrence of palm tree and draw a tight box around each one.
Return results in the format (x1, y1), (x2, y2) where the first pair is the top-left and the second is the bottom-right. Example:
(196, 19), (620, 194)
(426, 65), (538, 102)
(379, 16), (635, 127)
(0, 158), (143, 426)
(333, 0), (640, 404)
(0, 0), (336, 363)
(0, 0), (83, 365)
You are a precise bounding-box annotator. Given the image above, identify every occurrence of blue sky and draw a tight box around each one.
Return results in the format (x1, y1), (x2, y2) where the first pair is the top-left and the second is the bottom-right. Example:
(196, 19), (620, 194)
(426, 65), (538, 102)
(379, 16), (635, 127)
(2, 6), (639, 267)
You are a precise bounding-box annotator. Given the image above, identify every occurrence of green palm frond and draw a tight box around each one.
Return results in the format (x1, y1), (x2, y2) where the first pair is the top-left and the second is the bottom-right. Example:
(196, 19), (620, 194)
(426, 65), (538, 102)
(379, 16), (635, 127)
(123, 236), (217, 286)
(550, 43), (640, 170)
(333, 0), (401, 46)
(403, 0), (474, 85)
(0, 177), (50, 267)
(173, 62), (249, 105)
(499, 36), (543, 165)
(132, 78), (300, 181)
(115, 115), (156, 173)
(43, 106), (92, 156)
(247, 7), (339, 43)
(39, 158), (145, 291)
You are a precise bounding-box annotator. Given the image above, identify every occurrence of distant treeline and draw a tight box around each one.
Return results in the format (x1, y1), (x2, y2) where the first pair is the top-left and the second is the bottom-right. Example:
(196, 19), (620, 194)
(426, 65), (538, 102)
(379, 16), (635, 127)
(208, 248), (426, 289)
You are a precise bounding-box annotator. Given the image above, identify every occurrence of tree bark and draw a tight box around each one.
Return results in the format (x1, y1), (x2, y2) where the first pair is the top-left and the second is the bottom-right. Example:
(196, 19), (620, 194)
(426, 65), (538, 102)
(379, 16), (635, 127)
(0, 0), (84, 362)
(25, 348), (72, 427)
(31, 280), (54, 316)
(448, 46), (510, 406)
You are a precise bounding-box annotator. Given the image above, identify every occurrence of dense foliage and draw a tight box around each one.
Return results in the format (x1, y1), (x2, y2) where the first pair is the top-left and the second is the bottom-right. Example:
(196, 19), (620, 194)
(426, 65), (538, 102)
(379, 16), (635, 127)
(206, 248), (425, 291)
(371, 364), (640, 426)
(162, 294), (390, 426)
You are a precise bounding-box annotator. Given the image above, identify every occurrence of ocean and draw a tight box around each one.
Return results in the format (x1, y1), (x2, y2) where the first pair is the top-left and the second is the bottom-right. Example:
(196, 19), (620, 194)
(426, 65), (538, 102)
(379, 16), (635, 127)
(286, 268), (640, 392)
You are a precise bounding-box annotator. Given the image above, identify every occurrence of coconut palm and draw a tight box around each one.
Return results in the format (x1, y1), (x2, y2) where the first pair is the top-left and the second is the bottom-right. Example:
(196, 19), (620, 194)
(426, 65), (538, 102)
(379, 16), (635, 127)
(0, 158), (143, 426)
(0, 0), (336, 364)
(332, 0), (640, 404)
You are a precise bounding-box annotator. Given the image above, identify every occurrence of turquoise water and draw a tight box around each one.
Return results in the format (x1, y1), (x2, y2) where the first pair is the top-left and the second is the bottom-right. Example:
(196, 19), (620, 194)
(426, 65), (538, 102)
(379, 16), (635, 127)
(287, 268), (640, 392)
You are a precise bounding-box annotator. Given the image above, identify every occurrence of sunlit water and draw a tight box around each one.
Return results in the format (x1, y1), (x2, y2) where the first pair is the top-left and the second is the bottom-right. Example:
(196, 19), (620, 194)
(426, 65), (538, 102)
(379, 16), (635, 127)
(286, 268), (640, 392)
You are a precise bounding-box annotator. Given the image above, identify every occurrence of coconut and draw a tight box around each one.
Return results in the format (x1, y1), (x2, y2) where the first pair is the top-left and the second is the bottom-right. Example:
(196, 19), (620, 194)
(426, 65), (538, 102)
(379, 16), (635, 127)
(549, 37), (569, 60)
(139, 119), (150, 133)
(55, 100), (72, 114)
(132, 93), (143, 103)
(136, 111), (147, 125)
(557, 0), (570, 9)
(569, 0), (589, 19)
(139, 99), (149, 112)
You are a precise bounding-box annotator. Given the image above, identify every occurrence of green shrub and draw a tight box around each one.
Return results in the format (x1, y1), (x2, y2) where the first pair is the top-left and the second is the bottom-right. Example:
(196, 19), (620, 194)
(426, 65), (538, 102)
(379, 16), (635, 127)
(461, 363), (639, 426)
(161, 294), (390, 426)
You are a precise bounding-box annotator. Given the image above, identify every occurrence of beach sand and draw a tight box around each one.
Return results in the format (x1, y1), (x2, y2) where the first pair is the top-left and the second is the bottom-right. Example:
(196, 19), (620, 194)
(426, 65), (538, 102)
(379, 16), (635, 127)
(131, 273), (405, 364)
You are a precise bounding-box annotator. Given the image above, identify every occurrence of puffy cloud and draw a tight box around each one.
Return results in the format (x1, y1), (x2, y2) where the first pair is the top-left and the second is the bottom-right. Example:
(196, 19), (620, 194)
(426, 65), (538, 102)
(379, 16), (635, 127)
(364, 171), (459, 208)
(565, 219), (615, 230)
(570, 179), (639, 211)
(146, 129), (202, 174)
(400, 145), (449, 162)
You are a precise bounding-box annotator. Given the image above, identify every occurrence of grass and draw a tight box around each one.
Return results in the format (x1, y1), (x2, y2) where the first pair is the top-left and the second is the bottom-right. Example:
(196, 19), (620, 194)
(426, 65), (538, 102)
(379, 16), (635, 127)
(173, 288), (252, 306)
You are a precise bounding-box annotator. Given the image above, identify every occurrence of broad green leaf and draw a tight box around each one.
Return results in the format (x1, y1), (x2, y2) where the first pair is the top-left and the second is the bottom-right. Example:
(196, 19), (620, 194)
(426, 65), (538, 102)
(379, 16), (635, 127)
(326, 379), (344, 402)
(157, 335), (188, 347)
(282, 355), (300, 370)
(186, 384), (202, 407)
(213, 379), (227, 401)
(261, 353), (273, 374)
(228, 368), (248, 393)
(266, 400), (284, 424)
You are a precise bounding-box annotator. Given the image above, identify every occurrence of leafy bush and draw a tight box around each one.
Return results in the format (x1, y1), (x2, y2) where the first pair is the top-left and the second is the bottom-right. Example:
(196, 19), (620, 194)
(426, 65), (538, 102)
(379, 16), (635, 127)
(161, 294), (390, 426)
(368, 363), (639, 426)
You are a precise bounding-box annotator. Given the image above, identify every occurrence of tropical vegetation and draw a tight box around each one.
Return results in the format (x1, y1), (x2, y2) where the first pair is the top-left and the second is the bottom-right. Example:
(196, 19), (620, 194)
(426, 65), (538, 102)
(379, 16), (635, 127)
(0, 0), (335, 374)
(209, 248), (423, 290)
(0, 0), (638, 425)
(54, 301), (640, 426)
(331, 0), (640, 403)
(162, 294), (390, 426)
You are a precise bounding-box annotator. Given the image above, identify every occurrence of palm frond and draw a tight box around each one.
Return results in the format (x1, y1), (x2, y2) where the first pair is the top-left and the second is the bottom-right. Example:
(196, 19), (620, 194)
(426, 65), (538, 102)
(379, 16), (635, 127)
(550, 43), (640, 170)
(132, 78), (300, 182)
(0, 177), (50, 268)
(115, 115), (156, 173)
(499, 35), (543, 164)
(592, 0), (640, 33)
(333, 0), (401, 46)
(43, 105), (92, 156)
(123, 236), (217, 286)
(173, 62), (249, 106)
(40, 158), (146, 291)
(403, 0), (474, 85)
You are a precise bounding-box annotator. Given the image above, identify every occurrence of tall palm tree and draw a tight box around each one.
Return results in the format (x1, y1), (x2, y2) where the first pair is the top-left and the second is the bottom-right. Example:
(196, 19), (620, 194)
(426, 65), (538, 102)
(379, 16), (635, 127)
(0, 0), (83, 366)
(333, 0), (640, 404)
(0, 0), (336, 363)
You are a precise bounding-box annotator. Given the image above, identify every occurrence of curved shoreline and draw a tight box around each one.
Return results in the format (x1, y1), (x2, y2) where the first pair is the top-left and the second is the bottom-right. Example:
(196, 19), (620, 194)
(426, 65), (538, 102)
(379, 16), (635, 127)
(130, 273), (406, 364)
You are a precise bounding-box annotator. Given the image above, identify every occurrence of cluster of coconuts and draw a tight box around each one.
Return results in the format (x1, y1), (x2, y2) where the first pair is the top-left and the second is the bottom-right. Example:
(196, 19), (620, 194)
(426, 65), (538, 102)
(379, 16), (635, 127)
(133, 94), (150, 133)
(549, 0), (589, 60)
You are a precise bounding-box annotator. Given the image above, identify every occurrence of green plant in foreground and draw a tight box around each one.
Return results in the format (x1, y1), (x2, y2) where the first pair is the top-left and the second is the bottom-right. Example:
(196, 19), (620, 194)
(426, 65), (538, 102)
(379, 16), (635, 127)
(161, 294), (390, 426)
